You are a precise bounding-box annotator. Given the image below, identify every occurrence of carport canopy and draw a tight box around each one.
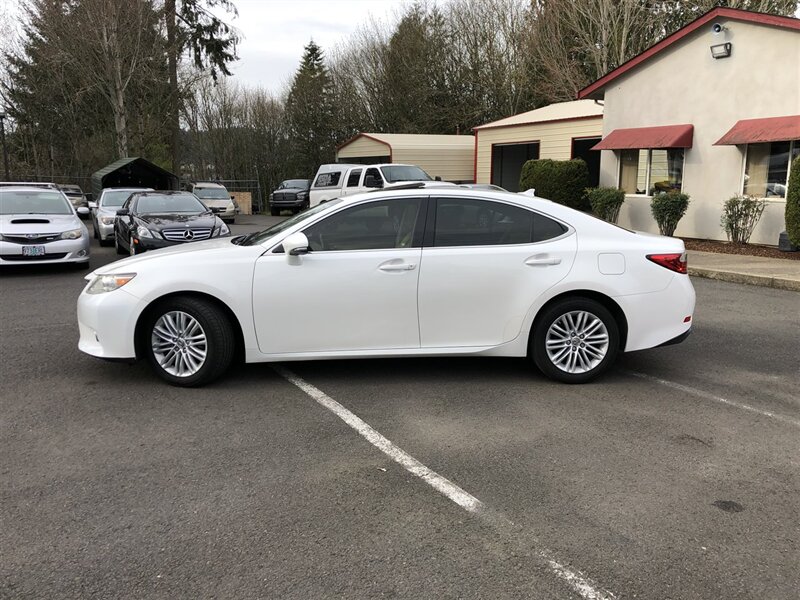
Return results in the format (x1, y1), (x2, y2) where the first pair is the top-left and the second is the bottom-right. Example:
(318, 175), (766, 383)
(91, 157), (179, 199)
(714, 115), (800, 145)
(592, 124), (694, 150)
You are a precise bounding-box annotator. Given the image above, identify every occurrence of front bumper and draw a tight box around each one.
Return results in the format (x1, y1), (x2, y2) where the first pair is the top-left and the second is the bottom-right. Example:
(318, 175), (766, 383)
(78, 286), (141, 359)
(133, 233), (229, 252)
(96, 220), (115, 240)
(0, 237), (90, 266)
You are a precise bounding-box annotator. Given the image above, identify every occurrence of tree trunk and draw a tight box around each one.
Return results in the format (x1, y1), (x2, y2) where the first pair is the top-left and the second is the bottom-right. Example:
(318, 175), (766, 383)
(166, 0), (180, 175)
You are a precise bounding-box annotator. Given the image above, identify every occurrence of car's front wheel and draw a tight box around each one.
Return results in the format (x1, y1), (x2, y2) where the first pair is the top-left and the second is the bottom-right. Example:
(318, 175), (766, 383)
(143, 296), (235, 387)
(532, 298), (619, 384)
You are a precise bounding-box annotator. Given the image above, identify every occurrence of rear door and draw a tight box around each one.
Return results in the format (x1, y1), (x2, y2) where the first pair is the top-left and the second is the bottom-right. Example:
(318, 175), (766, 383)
(417, 197), (576, 348)
(339, 168), (363, 197)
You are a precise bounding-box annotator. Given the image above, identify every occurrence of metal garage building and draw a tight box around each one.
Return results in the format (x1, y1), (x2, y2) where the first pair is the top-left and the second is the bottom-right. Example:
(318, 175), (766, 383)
(473, 100), (604, 192)
(335, 133), (475, 183)
(91, 157), (179, 199)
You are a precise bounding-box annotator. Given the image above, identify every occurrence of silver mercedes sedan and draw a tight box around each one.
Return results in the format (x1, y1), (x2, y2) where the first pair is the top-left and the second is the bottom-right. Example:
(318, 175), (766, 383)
(0, 186), (90, 267)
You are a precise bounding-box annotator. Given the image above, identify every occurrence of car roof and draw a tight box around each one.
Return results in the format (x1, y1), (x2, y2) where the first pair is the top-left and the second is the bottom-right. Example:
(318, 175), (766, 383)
(101, 187), (153, 192)
(0, 185), (64, 193)
(192, 182), (226, 189)
(316, 163), (416, 173)
(0, 182), (59, 188)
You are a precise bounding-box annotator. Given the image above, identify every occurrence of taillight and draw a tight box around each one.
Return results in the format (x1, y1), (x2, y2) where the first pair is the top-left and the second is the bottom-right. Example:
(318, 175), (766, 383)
(647, 252), (687, 274)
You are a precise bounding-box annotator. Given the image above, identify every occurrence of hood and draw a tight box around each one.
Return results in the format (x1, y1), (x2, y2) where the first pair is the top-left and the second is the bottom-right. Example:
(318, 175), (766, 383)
(137, 212), (218, 229)
(91, 237), (259, 275)
(273, 186), (307, 194)
(0, 213), (81, 234)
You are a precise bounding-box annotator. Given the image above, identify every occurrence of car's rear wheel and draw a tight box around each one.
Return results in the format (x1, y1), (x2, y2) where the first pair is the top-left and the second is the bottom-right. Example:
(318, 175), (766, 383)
(143, 297), (235, 387)
(532, 298), (619, 384)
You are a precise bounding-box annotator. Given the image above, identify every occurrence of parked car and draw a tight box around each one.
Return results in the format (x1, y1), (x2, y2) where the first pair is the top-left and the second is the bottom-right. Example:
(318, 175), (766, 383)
(90, 187), (153, 246)
(188, 182), (237, 223)
(113, 190), (230, 256)
(79, 183), (695, 387)
(309, 163), (433, 207)
(1, 186), (90, 267)
(269, 179), (310, 216)
(59, 184), (89, 216)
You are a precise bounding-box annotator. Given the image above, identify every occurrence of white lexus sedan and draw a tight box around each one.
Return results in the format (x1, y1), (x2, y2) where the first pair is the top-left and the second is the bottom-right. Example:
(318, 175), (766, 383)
(77, 185), (695, 386)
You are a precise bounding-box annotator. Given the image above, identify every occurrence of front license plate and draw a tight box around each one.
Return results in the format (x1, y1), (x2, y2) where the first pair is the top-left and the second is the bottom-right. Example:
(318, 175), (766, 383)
(22, 245), (46, 257)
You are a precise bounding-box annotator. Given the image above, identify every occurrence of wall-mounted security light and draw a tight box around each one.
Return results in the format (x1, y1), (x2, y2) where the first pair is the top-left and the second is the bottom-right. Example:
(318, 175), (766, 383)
(710, 42), (732, 59)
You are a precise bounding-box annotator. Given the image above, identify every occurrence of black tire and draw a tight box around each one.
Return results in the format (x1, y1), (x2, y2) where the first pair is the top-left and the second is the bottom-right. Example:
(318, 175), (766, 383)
(142, 296), (236, 387)
(531, 297), (619, 384)
(99, 237), (112, 247)
(270, 207), (280, 216)
(114, 232), (126, 255)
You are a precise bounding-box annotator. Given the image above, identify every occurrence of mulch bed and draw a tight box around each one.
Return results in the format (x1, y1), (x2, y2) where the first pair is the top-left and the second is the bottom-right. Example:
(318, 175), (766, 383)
(682, 238), (800, 261)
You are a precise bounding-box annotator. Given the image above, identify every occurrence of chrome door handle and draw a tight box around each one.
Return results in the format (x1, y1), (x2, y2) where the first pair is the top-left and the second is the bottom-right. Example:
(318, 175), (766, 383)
(525, 256), (561, 266)
(379, 263), (416, 272)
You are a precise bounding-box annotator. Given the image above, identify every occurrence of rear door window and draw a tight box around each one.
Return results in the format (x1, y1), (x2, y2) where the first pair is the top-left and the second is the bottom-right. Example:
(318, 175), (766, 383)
(346, 169), (363, 187)
(432, 198), (566, 247)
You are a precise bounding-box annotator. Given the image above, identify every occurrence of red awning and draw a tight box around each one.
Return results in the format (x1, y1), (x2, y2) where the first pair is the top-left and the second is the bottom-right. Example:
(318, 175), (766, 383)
(592, 124), (694, 150)
(714, 115), (800, 145)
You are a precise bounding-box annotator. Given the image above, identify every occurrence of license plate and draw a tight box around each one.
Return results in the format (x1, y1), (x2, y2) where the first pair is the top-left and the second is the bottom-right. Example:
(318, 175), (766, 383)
(22, 245), (46, 257)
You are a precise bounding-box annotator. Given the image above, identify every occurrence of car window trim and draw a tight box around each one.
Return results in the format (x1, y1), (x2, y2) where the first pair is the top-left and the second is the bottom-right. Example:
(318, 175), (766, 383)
(423, 196), (573, 249)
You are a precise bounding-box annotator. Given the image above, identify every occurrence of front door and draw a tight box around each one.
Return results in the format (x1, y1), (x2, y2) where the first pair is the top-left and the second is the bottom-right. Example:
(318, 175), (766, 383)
(418, 197), (576, 348)
(252, 197), (425, 355)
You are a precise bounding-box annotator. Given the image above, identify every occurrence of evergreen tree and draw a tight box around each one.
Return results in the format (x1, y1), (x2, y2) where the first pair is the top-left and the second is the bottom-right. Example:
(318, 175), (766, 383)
(285, 41), (336, 178)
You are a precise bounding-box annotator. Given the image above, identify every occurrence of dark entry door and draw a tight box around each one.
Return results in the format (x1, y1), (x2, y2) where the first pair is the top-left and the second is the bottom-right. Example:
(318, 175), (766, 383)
(571, 137), (602, 187)
(491, 143), (540, 192)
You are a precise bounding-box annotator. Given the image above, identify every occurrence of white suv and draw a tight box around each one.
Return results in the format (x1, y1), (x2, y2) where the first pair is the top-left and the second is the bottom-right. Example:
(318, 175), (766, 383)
(309, 163), (434, 207)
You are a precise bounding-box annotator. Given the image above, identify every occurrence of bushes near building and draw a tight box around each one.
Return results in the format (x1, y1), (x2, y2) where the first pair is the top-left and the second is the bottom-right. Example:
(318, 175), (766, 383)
(519, 159), (590, 211)
(585, 187), (625, 224)
(720, 194), (767, 244)
(786, 156), (800, 246)
(651, 190), (690, 237)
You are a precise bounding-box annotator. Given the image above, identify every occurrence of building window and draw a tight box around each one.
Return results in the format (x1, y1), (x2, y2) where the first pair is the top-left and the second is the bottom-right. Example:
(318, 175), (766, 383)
(619, 149), (684, 195)
(743, 140), (799, 198)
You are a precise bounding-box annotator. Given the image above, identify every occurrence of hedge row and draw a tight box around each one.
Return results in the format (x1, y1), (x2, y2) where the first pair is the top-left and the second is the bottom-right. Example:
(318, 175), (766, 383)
(519, 159), (590, 211)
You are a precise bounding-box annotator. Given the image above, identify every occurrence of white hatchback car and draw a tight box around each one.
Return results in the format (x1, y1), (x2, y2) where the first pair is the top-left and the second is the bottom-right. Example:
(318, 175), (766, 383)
(77, 185), (695, 386)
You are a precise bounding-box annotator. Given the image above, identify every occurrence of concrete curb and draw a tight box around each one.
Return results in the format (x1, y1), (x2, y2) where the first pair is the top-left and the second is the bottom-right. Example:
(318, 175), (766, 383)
(689, 267), (800, 292)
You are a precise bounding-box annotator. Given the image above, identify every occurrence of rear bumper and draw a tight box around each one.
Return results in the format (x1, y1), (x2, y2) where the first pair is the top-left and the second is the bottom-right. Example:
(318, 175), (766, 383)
(657, 327), (692, 347)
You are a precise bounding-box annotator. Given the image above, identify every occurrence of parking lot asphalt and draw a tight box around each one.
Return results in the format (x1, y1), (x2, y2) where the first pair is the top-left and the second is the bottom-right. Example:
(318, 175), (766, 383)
(2, 215), (799, 599)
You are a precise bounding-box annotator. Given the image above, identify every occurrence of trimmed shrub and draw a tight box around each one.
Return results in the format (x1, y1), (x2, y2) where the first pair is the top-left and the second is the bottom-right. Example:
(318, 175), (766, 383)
(519, 158), (590, 211)
(585, 187), (625, 224)
(787, 156), (800, 246)
(651, 190), (690, 237)
(720, 194), (766, 244)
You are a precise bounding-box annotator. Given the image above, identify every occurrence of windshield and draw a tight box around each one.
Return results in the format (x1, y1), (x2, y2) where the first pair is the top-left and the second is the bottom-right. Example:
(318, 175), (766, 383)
(281, 180), (309, 189)
(0, 190), (73, 215)
(194, 187), (230, 200)
(137, 194), (208, 214)
(100, 190), (139, 207)
(380, 165), (432, 183)
(240, 200), (342, 246)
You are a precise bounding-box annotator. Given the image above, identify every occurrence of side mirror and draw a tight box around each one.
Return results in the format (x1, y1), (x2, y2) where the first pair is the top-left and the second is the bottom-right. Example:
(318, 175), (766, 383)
(77, 206), (90, 215)
(283, 232), (310, 258)
(364, 175), (383, 189)
(116, 208), (129, 216)
(88, 201), (97, 209)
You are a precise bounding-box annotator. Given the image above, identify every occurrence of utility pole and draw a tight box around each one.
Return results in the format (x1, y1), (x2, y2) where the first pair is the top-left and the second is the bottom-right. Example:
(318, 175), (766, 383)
(0, 111), (10, 181)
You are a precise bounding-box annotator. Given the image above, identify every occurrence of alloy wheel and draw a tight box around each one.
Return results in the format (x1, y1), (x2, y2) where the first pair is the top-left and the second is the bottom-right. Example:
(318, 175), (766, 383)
(545, 310), (609, 374)
(151, 311), (208, 377)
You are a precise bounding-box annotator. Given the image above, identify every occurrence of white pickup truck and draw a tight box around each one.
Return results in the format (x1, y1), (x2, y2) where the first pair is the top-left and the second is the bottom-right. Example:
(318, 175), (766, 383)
(308, 163), (435, 207)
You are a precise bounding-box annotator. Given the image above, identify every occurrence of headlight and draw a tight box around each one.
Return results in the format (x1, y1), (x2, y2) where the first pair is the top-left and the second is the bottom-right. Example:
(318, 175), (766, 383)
(227, 201), (235, 210)
(136, 226), (154, 238)
(216, 223), (230, 236)
(86, 273), (136, 294)
(99, 216), (115, 225)
(297, 191), (308, 199)
(61, 228), (83, 240)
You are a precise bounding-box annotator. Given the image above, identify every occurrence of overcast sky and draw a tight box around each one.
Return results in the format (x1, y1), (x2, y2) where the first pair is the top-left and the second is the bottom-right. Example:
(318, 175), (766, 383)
(0, 0), (426, 94)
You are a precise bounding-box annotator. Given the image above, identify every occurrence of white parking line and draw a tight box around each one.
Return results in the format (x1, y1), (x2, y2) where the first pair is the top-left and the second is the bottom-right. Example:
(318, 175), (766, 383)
(274, 365), (616, 600)
(625, 370), (800, 429)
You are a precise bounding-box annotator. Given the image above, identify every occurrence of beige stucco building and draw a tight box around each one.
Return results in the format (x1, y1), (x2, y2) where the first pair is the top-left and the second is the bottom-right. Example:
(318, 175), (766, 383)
(473, 100), (604, 192)
(580, 7), (800, 245)
(335, 133), (474, 183)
